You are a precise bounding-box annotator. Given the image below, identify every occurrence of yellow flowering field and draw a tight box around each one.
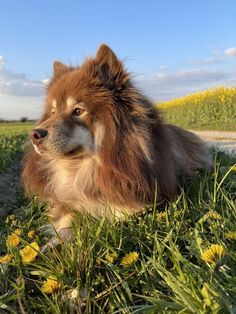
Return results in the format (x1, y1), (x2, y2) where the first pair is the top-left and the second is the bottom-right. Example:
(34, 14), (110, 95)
(157, 86), (236, 130)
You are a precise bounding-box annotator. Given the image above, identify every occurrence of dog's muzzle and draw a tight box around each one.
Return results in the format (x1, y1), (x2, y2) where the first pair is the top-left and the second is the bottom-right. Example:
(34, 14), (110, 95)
(31, 128), (48, 146)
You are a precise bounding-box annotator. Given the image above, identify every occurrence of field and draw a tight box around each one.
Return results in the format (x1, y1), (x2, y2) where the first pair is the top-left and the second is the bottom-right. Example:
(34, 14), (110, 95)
(0, 123), (33, 173)
(158, 87), (236, 130)
(0, 122), (236, 313)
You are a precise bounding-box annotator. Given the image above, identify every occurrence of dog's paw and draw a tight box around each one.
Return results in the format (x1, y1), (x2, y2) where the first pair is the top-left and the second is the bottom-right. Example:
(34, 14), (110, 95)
(40, 226), (74, 252)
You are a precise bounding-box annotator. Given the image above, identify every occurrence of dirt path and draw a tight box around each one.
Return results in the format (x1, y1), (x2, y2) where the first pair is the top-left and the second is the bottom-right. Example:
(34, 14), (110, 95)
(191, 130), (236, 155)
(0, 157), (23, 219)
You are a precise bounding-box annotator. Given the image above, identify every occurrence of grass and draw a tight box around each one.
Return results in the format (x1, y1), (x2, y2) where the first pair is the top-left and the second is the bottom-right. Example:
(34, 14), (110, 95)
(0, 123), (34, 135)
(0, 123), (32, 173)
(157, 86), (236, 130)
(0, 143), (236, 312)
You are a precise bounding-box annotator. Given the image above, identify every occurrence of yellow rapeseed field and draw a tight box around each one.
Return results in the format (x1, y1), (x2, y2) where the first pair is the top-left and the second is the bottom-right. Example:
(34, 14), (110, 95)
(157, 86), (236, 130)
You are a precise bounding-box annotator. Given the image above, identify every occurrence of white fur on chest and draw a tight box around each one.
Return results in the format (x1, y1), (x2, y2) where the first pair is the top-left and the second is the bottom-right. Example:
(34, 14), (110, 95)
(45, 156), (143, 220)
(47, 157), (96, 201)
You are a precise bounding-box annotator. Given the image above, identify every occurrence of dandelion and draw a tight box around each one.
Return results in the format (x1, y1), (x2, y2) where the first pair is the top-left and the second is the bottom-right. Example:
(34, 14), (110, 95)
(41, 277), (61, 294)
(157, 211), (167, 221)
(0, 254), (13, 264)
(231, 166), (236, 172)
(14, 228), (23, 236)
(28, 230), (35, 239)
(20, 242), (39, 264)
(225, 231), (236, 240)
(105, 252), (118, 263)
(121, 252), (139, 267)
(66, 287), (79, 300)
(201, 244), (225, 264)
(6, 233), (20, 248)
(204, 211), (222, 220)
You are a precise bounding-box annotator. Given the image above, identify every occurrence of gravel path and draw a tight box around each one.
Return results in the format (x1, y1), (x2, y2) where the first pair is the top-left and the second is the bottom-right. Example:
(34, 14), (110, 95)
(191, 130), (236, 156)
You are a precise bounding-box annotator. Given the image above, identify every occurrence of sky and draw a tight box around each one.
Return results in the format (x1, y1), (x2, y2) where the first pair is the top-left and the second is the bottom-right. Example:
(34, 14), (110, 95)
(0, 0), (236, 120)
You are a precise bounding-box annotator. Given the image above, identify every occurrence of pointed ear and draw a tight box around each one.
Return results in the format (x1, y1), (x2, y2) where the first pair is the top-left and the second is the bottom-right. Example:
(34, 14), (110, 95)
(95, 44), (126, 88)
(53, 61), (72, 79)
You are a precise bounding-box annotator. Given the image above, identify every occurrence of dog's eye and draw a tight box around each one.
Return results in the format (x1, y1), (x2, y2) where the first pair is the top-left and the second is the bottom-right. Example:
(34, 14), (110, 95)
(72, 108), (85, 116)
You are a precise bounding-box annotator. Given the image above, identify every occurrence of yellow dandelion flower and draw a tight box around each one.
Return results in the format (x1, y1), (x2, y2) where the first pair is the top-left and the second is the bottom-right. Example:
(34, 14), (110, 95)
(157, 211), (167, 221)
(201, 244), (225, 264)
(225, 231), (236, 240)
(27, 230), (35, 239)
(0, 254), (13, 264)
(20, 242), (39, 264)
(14, 229), (23, 236)
(6, 233), (20, 248)
(105, 252), (118, 263)
(41, 277), (61, 294)
(231, 166), (236, 172)
(121, 252), (139, 267)
(205, 211), (222, 220)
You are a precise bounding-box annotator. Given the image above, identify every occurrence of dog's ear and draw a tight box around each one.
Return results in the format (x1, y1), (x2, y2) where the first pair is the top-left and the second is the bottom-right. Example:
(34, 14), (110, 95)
(53, 61), (73, 79)
(95, 44), (128, 88)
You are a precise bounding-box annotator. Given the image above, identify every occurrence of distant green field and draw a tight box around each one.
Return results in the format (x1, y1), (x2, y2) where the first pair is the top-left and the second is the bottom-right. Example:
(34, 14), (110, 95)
(0, 122), (34, 135)
(157, 87), (236, 130)
(0, 123), (31, 172)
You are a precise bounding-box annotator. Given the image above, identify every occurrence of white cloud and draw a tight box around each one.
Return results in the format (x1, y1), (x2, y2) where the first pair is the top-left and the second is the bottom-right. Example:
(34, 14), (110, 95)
(0, 57), (44, 97)
(159, 65), (168, 71)
(0, 56), (47, 119)
(190, 56), (224, 65)
(155, 69), (227, 85)
(224, 47), (236, 57)
(42, 78), (50, 85)
(0, 95), (43, 120)
(135, 68), (236, 102)
(0, 56), (5, 69)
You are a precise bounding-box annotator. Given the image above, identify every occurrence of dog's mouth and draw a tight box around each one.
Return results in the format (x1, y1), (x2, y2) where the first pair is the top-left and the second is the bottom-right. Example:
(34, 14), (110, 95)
(32, 143), (45, 156)
(65, 145), (83, 157)
(32, 141), (84, 157)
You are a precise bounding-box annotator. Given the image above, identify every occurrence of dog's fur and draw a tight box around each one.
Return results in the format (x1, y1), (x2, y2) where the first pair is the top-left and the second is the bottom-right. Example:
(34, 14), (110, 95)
(22, 44), (211, 240)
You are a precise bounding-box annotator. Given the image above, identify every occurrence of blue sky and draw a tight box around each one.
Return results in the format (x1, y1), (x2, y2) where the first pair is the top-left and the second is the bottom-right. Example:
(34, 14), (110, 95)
(0, 0), (236, 119)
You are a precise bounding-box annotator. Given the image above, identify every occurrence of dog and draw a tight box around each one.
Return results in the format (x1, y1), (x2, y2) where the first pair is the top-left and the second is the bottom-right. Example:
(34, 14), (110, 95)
(22, 44), (211, 241)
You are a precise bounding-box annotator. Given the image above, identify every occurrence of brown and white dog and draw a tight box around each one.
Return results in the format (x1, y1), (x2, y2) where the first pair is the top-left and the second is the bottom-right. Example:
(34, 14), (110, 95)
(22, 44), (211, 241)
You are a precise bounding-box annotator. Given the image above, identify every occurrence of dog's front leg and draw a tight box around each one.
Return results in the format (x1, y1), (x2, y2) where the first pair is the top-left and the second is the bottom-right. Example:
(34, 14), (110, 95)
(46, 205), (74, 243)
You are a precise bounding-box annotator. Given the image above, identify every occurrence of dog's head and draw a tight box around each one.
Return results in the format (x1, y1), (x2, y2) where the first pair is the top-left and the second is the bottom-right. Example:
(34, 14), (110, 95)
(28, 45), (176, 203)
(31, 44), (140, 158)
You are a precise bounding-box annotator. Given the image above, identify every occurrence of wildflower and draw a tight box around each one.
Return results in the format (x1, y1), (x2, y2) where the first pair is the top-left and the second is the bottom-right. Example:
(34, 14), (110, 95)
(0, 254), (13, 264)
(20, 242), (39, 264)
(225, 231), (236, 240)
(14, 229), (23, 236)
(105, 252), (118, 263)
(204, 211), (222, 220)
(28, 230), (35, 239)
(231, 166), (236, 172)
(121, 252), (139, 267)
(66, 287), (79, 300)
(6, 233), (20, 248)
(157, 211), (167, 221)
(41, 277), (61, 294)
(201, 244), (225, 264)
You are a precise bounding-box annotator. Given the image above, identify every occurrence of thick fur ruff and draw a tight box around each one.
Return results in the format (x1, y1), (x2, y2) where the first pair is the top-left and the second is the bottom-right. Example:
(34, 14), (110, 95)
(22, 44), (211, 240)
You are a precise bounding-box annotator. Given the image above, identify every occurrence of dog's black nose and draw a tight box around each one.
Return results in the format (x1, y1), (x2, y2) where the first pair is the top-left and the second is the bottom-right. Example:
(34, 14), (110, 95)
(31, 128), (48, 141)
